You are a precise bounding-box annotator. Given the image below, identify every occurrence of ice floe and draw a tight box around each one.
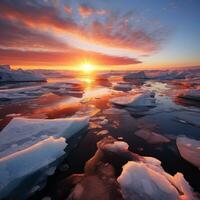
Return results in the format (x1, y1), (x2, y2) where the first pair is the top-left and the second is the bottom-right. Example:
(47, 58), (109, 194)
(96, 130), (109, 136)
(0, 116), (89, 199)
(134, 129), (170, 144)
(0, 116), (89, 157)
(0, 137), (67, 199)
(0, 65), (46, 82)
(110, 91), (156, 108)
(118, 159), (197, 200)
(177, 136), (200, 170)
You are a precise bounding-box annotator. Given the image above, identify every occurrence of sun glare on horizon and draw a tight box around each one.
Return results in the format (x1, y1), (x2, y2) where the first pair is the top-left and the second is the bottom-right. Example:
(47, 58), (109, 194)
(82, 63), (93, 72)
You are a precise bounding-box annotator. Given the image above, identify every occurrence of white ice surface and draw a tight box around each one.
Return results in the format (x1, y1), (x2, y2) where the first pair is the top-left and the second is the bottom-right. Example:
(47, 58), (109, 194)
(0, 116), (89, 157)
(0, 137), (67, 198)
(110, 92), (155, 107)
(104, 141), (129, 153)
(118, 158), (197, 200)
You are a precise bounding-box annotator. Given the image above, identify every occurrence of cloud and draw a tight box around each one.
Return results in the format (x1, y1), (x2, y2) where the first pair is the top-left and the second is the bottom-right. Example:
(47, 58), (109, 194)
(64, 5), (72, 15)
(0, 0), (167, 67)
(0, 49), (141, 66)
(78, 4), (108, 17)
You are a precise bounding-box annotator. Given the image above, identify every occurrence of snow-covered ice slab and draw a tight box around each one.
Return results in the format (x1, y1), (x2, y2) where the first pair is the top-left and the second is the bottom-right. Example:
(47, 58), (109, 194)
(0, 65), (46, 82)
(0, 85), (45, 101)
(134, 129), (170, 144)
(0, 116), (89, 199)
(118, 157), (197, 200)
(178, 89), (200, 101)
(0, 116), (89, 157)
(0, 137), (67, 199)
(177, 136), (200, 170)
(110, 91), (155, 108)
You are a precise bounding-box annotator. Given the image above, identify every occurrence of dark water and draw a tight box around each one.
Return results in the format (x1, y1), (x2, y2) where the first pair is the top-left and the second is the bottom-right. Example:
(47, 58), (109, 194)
(0, 73), (200, 199)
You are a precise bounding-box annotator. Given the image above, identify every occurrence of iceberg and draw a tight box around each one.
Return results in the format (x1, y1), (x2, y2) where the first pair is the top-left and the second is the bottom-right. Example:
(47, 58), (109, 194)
(0, 65), (46, 82)
(134, 129), (170, 144)
(110, 91), (155, 108)
(177, 136), (200, 170)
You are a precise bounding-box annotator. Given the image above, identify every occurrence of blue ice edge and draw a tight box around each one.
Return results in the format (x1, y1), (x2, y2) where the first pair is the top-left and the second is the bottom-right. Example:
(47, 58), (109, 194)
(0, 118), (89, 200)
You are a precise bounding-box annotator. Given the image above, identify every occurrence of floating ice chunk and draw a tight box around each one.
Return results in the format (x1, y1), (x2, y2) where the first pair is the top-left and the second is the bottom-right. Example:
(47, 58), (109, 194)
(0, 137), (67, 199)
(0, 85), (45, 101)
(96, 130), (109, 136)
(177, 136), (200, 170)
(110, 92), (155, 108)
(178, 89), (200, 101)
(0, 65), (46, 82)
(0, 116), (89, 157)
(135, 129), (170, 144)
(99, 118), (109, 125)
(104, 141), (129, 153)
(118, 159), (196, 200)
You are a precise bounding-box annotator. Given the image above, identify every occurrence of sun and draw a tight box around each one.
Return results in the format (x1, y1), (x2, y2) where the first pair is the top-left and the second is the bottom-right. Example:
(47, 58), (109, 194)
(82, 63), (93, 72)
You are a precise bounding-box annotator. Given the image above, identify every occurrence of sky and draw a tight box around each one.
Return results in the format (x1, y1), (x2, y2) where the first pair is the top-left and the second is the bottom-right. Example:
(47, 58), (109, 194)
(0, 0), (200, 70)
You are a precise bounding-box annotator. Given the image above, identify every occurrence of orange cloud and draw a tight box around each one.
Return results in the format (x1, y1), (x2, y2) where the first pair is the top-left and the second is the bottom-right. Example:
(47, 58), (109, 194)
(78, 4), (108, 17)
(0, 49), (141, 67)
(64, 6), (72, 15)
(0, 1), (164, 55)
(0, 0), (167, 69)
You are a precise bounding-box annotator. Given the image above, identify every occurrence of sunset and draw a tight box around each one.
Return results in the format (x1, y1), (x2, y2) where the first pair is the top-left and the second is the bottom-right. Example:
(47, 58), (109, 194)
(0, 1), (200, 200)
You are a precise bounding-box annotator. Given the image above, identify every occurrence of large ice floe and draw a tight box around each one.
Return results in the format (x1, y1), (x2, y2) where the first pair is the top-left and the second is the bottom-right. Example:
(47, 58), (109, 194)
(0, 81), (84, 101)
(0, 65), (46, 82)
(64, 136), (197, 200)
(118, 158), (197, 200)
(0, 116), (89, 199)
(178, 89), (200, 101)
(176, 136), (200, 170)
(110, 91), (155, 108)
